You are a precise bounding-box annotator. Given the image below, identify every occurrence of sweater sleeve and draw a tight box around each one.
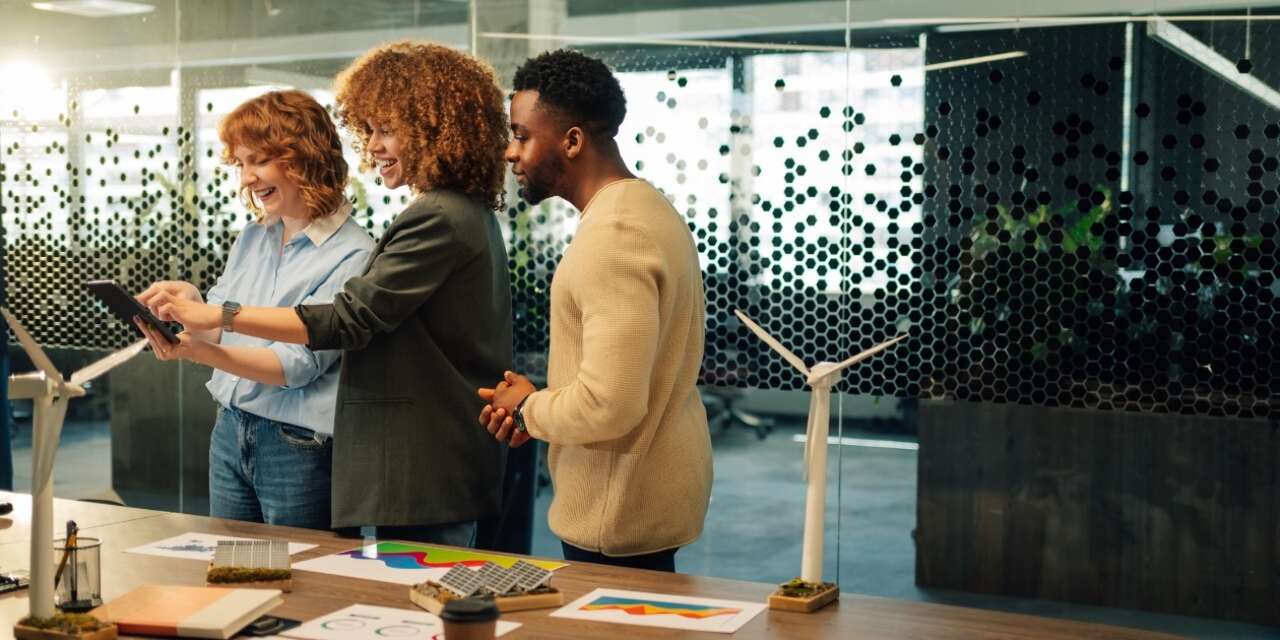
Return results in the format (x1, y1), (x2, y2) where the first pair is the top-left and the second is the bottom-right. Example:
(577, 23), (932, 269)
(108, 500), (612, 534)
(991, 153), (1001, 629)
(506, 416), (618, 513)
(523, 218), (662, 445)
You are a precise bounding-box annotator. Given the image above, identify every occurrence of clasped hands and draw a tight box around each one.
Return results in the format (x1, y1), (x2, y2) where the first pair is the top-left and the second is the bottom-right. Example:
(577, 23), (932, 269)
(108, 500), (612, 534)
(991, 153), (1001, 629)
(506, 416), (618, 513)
(477, 371), (537, 448)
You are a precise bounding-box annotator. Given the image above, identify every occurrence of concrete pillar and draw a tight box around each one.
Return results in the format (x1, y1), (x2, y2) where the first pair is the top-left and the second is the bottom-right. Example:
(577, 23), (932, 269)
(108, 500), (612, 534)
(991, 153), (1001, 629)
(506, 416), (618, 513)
(470, 0), (567, 88)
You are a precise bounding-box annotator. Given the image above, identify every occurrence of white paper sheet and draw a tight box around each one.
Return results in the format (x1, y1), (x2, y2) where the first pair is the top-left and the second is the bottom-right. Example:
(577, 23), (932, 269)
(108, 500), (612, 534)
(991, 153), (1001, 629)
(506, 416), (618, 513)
(124, 532), (316, 561)
(282, 604), (519, 640)
(550, 588), (767, 634)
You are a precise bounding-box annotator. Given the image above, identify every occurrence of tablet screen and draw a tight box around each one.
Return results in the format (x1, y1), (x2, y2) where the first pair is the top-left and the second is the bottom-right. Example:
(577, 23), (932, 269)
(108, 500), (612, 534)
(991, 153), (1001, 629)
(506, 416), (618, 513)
(87, 280), (179, 344)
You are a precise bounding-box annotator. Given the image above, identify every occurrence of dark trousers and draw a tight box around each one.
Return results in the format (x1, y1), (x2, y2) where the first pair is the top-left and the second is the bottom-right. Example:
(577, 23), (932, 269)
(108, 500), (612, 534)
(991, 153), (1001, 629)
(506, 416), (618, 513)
(334, 522), (477, 548)
(475, 440), (538, 554)
(561, 541), (678, 572)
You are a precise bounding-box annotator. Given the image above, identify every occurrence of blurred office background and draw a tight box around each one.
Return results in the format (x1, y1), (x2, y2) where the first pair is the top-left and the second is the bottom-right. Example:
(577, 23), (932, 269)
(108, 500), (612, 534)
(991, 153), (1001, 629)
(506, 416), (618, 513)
(2, 1), (1278, 636)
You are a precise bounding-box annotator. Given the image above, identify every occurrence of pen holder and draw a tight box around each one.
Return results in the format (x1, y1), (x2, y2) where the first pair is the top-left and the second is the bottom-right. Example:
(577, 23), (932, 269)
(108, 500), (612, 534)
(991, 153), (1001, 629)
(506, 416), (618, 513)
(53, 537), (102, 613)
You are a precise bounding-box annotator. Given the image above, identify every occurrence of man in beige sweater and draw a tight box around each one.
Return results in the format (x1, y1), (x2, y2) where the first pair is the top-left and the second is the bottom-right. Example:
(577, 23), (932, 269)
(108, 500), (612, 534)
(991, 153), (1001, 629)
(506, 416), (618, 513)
(478, 49), (712, 572)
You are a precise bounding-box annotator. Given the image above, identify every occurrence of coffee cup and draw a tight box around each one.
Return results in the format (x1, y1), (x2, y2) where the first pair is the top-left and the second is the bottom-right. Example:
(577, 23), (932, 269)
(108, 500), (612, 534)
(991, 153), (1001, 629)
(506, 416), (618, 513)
(440, 597), (499, 640)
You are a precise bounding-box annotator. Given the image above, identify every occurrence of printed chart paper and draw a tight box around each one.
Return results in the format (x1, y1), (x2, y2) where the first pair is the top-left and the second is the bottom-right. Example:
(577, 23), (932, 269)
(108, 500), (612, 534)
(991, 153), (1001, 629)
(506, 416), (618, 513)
(125, 532), (316, 561)
(551, 588), (766, 634)
(292, 540), (567, 585)
(281, 604), (519, 640)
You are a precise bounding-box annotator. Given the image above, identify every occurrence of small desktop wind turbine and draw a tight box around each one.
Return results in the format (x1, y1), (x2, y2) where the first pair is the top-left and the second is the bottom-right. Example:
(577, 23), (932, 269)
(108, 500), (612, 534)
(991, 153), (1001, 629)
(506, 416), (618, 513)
(734, 309), (906, 611)
(3, 307), (145, 621)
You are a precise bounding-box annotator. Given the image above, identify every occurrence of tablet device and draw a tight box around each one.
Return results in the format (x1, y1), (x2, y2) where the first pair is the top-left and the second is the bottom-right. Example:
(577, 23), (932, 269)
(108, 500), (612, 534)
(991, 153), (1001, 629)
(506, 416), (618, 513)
(87, 280), (180, 344)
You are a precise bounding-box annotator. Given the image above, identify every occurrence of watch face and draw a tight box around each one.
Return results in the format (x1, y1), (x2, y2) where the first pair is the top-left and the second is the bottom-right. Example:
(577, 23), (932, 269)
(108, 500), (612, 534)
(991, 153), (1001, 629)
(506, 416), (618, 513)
(222, 302), (240, 330)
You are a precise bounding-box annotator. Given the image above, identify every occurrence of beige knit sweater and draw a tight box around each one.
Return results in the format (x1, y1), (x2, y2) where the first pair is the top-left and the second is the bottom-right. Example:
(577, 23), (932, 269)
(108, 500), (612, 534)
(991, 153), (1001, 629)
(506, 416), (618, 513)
(522, 179), (713, 557)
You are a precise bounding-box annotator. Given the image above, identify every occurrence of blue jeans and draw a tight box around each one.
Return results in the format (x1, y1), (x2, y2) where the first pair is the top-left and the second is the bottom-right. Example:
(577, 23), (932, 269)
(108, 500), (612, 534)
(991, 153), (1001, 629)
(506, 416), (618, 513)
(209, 406), (332, 529)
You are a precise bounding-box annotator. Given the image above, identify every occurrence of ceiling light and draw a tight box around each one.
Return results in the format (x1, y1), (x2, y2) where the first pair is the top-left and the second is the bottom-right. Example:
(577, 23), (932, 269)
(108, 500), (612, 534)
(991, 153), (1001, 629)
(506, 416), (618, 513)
(30, 0), (155, 18)
(923, 50), (1028, 72)
(1148, 18), (1280, 111)
(0, 59), (66, 119)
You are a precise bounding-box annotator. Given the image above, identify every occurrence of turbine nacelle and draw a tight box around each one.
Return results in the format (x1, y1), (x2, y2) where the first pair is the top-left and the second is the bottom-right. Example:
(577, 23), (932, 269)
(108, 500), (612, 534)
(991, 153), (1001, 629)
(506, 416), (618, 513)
(8, 371), (59, 400)
(8, 371), (88, 402)
(806, 362), (844, 387)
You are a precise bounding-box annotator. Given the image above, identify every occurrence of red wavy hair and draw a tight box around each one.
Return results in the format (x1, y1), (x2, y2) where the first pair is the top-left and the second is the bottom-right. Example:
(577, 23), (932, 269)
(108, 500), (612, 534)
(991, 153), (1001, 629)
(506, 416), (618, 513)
(218, 89), (348, 221)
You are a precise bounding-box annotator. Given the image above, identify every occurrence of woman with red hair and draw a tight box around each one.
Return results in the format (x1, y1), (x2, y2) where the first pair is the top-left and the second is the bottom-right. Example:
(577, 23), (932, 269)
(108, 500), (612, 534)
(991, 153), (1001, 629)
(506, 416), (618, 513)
(136, 89), (374, 529)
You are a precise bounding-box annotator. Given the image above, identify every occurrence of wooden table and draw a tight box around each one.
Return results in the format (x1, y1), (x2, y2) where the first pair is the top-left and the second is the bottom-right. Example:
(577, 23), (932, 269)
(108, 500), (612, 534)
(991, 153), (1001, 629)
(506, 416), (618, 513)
(0, 493), (156, 547)
(0, 492), (1180, 639)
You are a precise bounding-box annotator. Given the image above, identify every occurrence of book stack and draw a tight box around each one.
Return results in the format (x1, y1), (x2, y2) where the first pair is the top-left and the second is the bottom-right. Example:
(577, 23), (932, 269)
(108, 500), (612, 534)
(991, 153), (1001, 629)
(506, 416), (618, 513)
(91, 585), (282, 639)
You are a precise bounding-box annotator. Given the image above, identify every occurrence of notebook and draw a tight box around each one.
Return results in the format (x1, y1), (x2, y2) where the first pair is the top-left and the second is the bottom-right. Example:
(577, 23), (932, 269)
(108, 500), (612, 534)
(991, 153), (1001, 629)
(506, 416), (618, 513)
(91, 584), (283, 639)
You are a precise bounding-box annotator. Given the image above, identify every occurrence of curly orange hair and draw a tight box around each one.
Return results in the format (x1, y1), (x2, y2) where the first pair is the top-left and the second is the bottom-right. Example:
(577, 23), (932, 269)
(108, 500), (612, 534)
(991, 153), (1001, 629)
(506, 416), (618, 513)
(333, 41), (508, 211)
(218, 89), (348, 221)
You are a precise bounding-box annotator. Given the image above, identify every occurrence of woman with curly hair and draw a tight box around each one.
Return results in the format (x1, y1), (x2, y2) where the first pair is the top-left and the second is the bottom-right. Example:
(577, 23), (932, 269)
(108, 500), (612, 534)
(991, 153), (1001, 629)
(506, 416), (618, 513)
(143, 42), (513, 546)
(135, 89), (374, 529)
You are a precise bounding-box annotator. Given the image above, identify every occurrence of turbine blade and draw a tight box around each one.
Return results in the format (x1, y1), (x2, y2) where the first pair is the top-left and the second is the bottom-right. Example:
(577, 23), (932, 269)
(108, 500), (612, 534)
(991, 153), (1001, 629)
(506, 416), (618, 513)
(831, 333), (909, 374)
(734, 310), (809, 376)
(71, 339), (147, 386)
(1, 307), (61, 383)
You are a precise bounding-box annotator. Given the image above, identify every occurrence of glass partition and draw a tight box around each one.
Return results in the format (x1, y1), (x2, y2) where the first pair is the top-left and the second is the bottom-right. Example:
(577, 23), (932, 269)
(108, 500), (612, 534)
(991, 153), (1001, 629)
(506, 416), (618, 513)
(2, 1), (1276, 631)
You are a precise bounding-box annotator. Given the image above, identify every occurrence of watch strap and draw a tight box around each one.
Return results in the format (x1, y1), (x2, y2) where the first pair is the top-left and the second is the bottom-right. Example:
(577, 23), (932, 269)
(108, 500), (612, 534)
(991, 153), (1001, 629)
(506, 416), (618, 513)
(513, 395), (531, 433)
(221, 301), (242, 332)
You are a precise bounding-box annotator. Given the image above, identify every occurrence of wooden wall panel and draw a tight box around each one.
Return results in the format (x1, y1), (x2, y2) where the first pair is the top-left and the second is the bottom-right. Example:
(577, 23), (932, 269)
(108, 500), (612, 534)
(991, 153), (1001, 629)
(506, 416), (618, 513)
(917, 400), (1279, 626)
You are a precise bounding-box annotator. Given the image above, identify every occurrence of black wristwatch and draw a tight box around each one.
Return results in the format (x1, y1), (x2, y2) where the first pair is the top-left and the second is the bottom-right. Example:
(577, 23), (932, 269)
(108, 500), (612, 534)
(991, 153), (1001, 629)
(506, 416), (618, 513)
(221, 300), (242, 332)
(512, 396), (530, 433)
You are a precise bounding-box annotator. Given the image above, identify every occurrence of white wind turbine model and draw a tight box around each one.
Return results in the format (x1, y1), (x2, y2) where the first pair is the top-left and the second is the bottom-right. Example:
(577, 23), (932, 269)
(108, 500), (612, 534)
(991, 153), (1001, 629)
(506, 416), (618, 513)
(734, 309), (906, 610)
(2, 307), (146, 620)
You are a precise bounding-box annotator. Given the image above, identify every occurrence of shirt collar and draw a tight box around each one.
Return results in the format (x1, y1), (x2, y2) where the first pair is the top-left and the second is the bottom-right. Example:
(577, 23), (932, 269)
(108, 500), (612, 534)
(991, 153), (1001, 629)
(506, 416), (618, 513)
(295, 200), (352, 247)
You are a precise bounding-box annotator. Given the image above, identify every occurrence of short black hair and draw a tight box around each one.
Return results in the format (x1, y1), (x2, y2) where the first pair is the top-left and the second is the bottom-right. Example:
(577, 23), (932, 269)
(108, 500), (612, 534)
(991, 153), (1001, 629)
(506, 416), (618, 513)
(513, 49), (627, 138)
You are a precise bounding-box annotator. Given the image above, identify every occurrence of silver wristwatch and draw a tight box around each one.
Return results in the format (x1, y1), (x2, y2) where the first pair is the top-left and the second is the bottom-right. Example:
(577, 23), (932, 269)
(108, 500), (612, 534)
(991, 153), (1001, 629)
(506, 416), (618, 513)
(221, 300), (242, 332)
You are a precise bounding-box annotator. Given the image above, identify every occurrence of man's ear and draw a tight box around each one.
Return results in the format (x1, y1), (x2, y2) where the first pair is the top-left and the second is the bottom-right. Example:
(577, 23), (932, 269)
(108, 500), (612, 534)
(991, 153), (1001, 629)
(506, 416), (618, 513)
(563, 125), (586, 160)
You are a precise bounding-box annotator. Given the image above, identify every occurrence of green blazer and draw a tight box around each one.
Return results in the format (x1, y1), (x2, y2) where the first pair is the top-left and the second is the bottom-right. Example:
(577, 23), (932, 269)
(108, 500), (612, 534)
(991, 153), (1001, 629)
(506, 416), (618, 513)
(297, 189), (512, 529)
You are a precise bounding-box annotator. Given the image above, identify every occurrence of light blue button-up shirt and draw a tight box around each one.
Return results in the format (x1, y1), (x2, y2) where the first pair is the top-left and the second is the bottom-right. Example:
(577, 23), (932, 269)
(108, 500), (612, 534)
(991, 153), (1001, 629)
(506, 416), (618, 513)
(205, 201), (374, 436)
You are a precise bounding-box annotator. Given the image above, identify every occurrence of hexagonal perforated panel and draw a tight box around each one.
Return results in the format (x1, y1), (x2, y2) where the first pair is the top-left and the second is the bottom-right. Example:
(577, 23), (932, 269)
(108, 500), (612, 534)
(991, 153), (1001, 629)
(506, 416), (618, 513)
(3, 23), (1275, 418)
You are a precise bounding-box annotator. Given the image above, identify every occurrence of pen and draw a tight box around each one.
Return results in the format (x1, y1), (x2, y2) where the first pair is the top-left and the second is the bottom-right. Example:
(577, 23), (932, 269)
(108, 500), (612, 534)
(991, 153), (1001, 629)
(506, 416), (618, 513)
(53, 520), (78, 594)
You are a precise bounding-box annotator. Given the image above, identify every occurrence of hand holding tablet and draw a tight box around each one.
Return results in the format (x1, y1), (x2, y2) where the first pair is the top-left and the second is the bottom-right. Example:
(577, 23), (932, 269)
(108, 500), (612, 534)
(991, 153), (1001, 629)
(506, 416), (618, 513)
(87, 280), (180, 344)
